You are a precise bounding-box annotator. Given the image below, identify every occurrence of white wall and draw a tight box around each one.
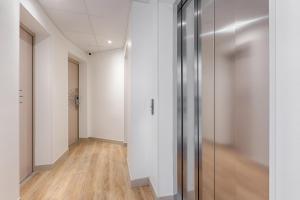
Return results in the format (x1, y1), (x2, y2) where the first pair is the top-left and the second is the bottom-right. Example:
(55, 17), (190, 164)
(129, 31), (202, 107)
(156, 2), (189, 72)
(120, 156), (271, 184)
(127, 0), (175, 198)
(34, 36), (53, 165)
(0, 1), (20, 199)
(51, 36), (69, 161)
(20, 0), (90, 165)
(124, 43), (131, 144)
(273, 0), (300, 199)
(127, 0), (158, 184)
(158, 1), (175, 197)
(88, 49), (125, 142)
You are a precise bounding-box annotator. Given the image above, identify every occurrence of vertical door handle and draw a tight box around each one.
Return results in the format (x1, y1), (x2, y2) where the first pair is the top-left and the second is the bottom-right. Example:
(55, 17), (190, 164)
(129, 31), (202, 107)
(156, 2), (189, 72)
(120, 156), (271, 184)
(75, 95), (80, 106)
(19, 90), (23, 103)
(151, 99), (154, 115)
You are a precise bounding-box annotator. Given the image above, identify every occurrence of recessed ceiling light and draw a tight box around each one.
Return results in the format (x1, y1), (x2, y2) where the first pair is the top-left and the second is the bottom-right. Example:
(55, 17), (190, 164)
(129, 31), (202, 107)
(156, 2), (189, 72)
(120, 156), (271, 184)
(108, 40), (112, 44)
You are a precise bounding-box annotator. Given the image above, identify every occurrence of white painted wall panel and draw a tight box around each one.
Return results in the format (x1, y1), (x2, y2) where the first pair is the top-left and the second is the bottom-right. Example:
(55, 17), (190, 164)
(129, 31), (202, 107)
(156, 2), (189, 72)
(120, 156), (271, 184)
(89, 49), (125, 142)
(126, 0), (175, 198)
(34, 37), (53, 165)
(0, 1), (20, 199)
(274, 0), (300, 199)
(127, 1), (157, 182)
(158, 1), (175, 197)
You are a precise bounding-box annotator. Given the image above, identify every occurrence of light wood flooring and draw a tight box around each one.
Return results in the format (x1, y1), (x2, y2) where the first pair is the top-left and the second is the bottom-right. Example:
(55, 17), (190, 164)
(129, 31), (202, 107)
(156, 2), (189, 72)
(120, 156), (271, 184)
(21, 139), (155, 200)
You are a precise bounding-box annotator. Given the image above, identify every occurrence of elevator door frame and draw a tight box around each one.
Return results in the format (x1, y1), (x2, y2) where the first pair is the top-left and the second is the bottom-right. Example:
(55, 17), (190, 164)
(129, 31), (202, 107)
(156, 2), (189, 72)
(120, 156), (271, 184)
(177, 0), (201, 199)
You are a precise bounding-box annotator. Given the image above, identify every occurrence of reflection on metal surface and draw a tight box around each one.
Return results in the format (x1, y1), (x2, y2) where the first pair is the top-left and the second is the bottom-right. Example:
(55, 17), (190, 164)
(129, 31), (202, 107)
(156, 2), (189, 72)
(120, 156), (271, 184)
(182, 0), (198, 199)
(201, 16), (268, 37)
(177, 8), (183, 199)
(199, 0), (215, 199)
(177, 0), (200, 199)
(214, 0), (269, 199)
(177, 0), (269, 198)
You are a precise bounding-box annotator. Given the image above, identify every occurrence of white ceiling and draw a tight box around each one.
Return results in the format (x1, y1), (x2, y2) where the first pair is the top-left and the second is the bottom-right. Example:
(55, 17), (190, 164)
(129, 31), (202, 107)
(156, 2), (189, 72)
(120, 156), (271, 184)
(38, 0), (131, 52)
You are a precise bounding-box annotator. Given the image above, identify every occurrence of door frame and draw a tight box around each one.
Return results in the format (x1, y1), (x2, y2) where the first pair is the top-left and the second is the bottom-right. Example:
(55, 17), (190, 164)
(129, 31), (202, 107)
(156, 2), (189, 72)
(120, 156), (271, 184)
(176, 0), (201, 199)
(20, 24), (35, 183)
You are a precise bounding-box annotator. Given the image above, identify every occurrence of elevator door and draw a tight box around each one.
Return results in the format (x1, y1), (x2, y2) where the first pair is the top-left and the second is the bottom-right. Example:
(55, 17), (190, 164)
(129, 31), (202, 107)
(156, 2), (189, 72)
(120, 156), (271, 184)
(177, 0), (200, 199)
(214, 0), (269, 199)
(68, 59), (79, 146)
(20, 27), (33, 182)
(177, 0), (269, 199)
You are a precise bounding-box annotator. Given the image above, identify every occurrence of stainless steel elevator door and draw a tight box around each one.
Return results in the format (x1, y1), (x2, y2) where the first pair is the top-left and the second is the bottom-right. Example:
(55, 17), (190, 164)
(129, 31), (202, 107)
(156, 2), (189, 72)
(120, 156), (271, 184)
(214, 0), (269, 199)
(177, 0), (199, 199)
(200, 0), (215, 199)
(182, 0), (197, 199)
(178, 0), (269, 199)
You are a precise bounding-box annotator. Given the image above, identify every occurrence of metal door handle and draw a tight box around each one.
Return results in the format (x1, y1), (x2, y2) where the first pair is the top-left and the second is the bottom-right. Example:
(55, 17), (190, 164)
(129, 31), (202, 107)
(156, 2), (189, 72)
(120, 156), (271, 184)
(75, 95), (80, 106)
(151, 99), (154, 115)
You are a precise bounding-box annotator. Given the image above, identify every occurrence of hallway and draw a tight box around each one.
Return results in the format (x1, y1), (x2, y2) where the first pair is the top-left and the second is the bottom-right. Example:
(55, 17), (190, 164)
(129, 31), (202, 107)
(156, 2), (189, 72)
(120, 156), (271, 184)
(21, 140), (154, 200)
(2, 0), (300, 199)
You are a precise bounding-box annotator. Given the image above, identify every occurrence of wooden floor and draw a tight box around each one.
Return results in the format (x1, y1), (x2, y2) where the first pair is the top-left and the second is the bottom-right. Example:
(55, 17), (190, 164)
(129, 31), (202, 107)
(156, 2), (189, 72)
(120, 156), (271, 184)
(21, 139), (155, 200)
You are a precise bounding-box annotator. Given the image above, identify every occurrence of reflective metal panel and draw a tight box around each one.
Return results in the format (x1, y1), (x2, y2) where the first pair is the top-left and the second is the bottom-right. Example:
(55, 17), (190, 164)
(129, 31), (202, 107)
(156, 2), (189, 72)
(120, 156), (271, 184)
(177, 0), (200, 199)
(199, 0), (215, 199)
(177, 8), (183, 200)
(214, 0), (269, 199)
(181, 0), (198, 199)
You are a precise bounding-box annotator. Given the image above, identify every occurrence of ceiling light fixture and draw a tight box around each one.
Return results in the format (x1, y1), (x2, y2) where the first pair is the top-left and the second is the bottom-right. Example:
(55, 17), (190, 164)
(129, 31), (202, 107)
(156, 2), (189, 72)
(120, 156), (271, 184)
(108, 40), (112, 44)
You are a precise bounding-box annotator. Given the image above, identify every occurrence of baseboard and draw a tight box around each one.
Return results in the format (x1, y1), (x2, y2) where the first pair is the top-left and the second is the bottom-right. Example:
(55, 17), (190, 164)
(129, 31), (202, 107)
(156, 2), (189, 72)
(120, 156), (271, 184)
(34, 149), (69, 172)
(34, 164), (53, 171)
(149, 179), (176, 200)
(130, 177), (150, 187)
(148, 179), (158, 199)
(69, 140), (80, 149)
(158, 195), (176, 200)
(53, 150), (69, 164)
(131, 177), (175, 200)
(20, 171), (37, 186)
(88, 137), (124, 145)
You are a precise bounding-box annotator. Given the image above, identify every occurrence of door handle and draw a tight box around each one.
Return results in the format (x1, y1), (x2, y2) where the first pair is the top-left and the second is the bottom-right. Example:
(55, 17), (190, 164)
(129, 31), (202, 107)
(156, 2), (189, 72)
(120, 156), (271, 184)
(151, 99), (154, 115)
(75, 95), (80, 106)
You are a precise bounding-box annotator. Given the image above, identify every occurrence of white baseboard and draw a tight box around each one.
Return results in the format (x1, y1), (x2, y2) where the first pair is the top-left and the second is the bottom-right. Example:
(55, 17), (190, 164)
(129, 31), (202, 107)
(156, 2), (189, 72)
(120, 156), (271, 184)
(130, 176), (175, 200)
(130, 177), (150, 187)
(86, 137), (125, 145)
(148, 179), (175, 200)
(34, 149), (69, 171)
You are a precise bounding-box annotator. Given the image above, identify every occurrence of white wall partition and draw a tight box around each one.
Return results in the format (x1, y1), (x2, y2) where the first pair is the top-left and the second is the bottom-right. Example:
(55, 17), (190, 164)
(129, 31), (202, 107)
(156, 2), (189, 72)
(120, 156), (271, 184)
(126, 0), (175, 198)
(127, 0), (158, 186)
(88, 49), (125, 142)
(273, 0), (300, 199)
(124, 42), (132, 144)
(157, 1), (175, 197)
(0, 1), (20, 199)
